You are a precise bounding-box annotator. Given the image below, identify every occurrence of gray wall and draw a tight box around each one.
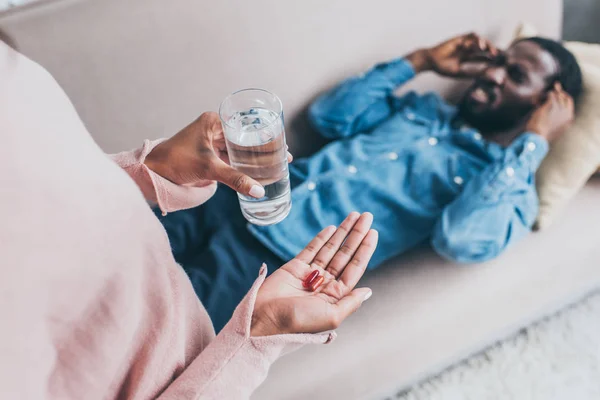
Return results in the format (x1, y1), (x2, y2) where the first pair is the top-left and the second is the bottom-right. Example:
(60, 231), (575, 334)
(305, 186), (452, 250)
(564, 0), (600, 42)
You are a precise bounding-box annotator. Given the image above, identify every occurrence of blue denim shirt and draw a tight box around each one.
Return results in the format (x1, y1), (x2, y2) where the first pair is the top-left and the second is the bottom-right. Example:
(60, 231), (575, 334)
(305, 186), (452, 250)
(249, 57), (548, 266)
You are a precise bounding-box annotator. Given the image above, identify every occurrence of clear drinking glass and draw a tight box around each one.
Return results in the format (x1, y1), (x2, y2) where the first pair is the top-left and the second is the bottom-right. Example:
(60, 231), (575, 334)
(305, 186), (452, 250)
(219, 89), (291, 226)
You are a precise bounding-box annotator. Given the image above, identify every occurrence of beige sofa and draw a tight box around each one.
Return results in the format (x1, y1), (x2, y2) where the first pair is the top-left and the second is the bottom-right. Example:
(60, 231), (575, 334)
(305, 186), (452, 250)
(3, 1), (600, 399)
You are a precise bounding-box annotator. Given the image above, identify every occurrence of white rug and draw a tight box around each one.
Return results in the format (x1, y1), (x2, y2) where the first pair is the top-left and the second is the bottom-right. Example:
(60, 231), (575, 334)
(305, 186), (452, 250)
(388, 291), (600, 400)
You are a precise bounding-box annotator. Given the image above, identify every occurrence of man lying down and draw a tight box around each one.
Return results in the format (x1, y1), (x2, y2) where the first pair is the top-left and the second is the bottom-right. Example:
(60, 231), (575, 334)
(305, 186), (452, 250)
(155, 33), (583, 331)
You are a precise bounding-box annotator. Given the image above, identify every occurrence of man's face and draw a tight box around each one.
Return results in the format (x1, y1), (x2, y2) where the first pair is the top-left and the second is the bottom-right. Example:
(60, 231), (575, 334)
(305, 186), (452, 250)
(458, 40), (559, 133)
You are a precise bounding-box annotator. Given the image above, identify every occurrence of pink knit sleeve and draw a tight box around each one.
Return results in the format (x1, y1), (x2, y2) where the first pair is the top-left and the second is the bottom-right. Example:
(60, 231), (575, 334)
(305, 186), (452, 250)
(157, 265), (336, 400)
(109, 139), (217, 214)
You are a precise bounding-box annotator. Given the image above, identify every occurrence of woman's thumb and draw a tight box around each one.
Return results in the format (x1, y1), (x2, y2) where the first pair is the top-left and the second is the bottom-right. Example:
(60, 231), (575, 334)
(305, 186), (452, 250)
(334, 288), (373, 323)
(211, 160), (265, 198)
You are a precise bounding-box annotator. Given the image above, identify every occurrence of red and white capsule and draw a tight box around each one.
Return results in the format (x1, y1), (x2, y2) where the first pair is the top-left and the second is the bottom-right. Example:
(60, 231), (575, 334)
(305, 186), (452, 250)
(303, 271), (325, 292)
(303, 270), (320, 289)
(308, 275), (324, 292)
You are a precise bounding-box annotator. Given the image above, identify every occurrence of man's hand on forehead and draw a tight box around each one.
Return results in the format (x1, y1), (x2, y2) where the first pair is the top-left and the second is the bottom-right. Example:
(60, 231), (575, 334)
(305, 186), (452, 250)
(408, 32), (500, 78)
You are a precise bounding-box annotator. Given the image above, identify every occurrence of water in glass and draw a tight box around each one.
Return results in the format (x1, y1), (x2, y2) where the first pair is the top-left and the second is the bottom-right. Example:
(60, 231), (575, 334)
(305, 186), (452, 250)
(224, 107), (291, 225)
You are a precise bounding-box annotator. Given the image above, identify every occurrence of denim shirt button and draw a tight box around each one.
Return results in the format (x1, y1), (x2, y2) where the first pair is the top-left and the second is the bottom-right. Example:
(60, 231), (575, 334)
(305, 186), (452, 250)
(406, 112), (416, 121)
(428, 137), (438, 146)
(307, 181), (317, 191)
(473, 133), (482, 141)
(348, 165), (358, 174)
(527, 142), (537, 152)
(506, 167), (515, 177)
(453, 176), (464, 185)
(388, 152), (399, 160)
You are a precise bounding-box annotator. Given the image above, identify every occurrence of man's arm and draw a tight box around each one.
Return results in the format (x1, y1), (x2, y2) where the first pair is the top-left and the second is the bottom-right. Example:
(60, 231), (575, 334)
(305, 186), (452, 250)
(308, 33), (498, 140)
(432, 83), (575, 263)
(307, 54), (421, 140)
(431, 133), (547, 263)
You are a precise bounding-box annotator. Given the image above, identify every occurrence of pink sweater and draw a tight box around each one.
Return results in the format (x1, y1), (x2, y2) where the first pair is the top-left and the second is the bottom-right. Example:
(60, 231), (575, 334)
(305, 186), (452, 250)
(0, 42), (332, 399)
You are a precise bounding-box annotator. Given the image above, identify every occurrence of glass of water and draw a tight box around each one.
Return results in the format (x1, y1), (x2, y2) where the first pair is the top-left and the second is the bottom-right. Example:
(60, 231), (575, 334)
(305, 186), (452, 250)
(219, 89), (291, 226)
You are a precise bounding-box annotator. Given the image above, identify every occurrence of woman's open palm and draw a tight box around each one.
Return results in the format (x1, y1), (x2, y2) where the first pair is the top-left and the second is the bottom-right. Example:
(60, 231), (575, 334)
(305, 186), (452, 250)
(251, 212), (378, 336)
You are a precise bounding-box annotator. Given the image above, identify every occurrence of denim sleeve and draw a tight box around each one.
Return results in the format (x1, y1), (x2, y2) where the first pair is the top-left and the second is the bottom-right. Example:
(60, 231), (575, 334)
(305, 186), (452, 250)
(307, 58), (416, 139)
(431, 133), (549, 263)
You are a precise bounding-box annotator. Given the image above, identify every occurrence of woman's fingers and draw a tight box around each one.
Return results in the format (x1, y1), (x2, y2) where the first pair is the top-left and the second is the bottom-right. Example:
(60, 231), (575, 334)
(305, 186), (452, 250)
(311, 212), (361, 269)
(294, 211), (375, 283)
(209, 158), (265, 198)
(295, 225), (337, 264)
(325, 213), (374, 278)
(338, 229), (379, 289)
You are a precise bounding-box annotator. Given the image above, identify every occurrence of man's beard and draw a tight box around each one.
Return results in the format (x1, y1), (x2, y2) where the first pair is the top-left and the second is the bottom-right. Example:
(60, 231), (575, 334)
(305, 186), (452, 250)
(457, 101), (534, 135)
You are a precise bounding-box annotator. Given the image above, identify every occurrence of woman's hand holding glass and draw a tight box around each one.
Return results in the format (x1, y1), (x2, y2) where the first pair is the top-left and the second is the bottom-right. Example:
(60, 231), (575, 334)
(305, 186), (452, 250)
(145, 112), (292, 199)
